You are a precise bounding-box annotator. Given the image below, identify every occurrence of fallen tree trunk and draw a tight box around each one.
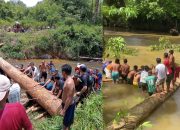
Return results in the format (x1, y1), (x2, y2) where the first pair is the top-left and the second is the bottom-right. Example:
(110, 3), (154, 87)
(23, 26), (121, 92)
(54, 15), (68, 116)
(107, 82), (180, 130)
(0, 57), (61, 116)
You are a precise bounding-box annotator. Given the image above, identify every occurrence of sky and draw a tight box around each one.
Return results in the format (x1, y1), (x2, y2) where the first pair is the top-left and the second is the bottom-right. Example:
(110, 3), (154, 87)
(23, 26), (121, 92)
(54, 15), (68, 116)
(4, 0), (43, 7)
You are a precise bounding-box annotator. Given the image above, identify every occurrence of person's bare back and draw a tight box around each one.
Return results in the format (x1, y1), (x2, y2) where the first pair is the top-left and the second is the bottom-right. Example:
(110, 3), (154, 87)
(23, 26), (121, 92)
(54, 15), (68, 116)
(112, 63), (120, 72)
(121, 64), (130, 76)
(127, 70), (136, 79)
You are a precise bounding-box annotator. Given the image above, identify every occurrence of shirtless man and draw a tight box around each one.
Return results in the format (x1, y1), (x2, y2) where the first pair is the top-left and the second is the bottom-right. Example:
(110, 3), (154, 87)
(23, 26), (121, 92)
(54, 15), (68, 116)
(169, 50), (175, 88)
(127, 65), (138, 84)
(111, 59), (121, 84)
(133, 72), (141, 87)
(120, 59), (130, 83)
(60, 64), (75, 130)
(39, 61), (48, 82)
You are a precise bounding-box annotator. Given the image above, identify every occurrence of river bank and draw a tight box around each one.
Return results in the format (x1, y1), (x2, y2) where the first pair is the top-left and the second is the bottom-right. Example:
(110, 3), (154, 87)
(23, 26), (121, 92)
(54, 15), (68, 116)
(103, 31), (180, 129)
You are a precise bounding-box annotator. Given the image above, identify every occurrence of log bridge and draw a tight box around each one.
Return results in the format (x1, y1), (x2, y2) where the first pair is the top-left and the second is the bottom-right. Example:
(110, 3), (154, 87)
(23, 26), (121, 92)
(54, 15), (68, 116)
(0, 57), (61, 116)
(107, 82), (180, 130)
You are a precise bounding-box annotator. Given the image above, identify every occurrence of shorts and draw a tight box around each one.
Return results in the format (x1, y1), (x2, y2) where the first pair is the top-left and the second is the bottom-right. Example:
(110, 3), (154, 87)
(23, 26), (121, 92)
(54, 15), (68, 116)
(171, 67), (175, 79)
(133, 81), (138, 87)
(166, 74), (173, 86)
(62, 102), (76, 127)
(121, 74), (127, 81)
(139, 82), (147, 91)
(111, 72), (119, 81)
(156, 78), (165, 86)
(127, 78), (132, 84)
(41, 72), (47, 79)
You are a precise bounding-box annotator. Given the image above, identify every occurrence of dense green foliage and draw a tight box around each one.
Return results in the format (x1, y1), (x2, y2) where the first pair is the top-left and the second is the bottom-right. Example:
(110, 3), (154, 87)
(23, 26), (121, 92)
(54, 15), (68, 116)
(0, 24), (102, 59)
(104, 36), (138, 58)
(150, 36), (180, 52)
(103, 0), (180, 32)
(31, 93), (103, 130)
(0, 0), (103, 59)
(0, 0), (102, 28)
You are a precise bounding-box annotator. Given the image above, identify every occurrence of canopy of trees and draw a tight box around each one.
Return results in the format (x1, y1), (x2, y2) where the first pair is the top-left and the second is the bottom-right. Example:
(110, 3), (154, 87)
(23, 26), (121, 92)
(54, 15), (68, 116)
(0, 0), (103, 59)
(0, 0), (102, 28)
(103, 0), (180, 32)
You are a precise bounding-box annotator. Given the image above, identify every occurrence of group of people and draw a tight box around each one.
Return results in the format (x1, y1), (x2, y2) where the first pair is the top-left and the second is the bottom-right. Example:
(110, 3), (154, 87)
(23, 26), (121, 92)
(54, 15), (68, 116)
(103, 50), (179, 96)
(0, 61), (102, 130)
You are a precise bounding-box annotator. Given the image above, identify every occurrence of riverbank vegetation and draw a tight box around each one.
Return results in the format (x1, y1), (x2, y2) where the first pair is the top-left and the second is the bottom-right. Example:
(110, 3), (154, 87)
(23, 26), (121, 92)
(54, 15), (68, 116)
(103, 0), (180, 32)
(104, 36), (138, 59)
(30, 93), (103, 130)
(0, 0), (103, 59)
(150, 36), (180, 52)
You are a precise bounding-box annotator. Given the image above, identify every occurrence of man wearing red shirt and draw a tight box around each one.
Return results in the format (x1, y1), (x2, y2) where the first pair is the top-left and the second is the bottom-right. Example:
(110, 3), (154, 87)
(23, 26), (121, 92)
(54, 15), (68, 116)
(163, 52), (173, 92)
(0, 75), (33, 130)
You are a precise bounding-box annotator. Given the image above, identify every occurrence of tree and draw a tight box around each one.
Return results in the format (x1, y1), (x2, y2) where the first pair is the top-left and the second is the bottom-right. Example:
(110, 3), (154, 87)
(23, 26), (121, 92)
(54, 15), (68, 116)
(106, 37), (126, 58)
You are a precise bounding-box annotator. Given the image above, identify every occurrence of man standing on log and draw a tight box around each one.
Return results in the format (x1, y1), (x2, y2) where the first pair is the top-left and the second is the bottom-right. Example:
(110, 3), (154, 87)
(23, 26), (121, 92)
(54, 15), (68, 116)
(169, 50), (175, 89)
(0, 75), (32, 130)
(155, 58), (167, 94)
(60, 64), (76, 130)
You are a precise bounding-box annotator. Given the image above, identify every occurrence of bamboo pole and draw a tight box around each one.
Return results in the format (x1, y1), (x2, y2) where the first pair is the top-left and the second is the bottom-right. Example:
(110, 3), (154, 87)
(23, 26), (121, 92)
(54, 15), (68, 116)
(0, 57), (61, 116)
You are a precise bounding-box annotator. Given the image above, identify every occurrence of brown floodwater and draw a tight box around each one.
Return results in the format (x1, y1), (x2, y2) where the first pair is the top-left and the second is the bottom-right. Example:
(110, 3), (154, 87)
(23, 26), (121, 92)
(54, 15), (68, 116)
(103, 31), (180, 127)
(144, 89), (180, 130)
(103, 82), (145, 124)
(7, 59), (102, 71)
(104, 30), (180, 46)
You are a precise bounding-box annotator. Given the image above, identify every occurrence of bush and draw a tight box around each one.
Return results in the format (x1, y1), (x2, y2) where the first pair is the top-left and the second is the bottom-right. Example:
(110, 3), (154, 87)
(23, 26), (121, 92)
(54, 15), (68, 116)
(105, 36), (138, 58)
(150, 36), (180, 52)
(0, 43), (25, 59)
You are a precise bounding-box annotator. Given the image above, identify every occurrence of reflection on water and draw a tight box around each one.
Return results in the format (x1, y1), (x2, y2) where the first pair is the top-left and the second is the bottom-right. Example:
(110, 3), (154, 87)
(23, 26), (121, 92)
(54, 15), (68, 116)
(104, 31), (180, 46)
(103, 82), (145, 124)
(144, 89), (180, 130)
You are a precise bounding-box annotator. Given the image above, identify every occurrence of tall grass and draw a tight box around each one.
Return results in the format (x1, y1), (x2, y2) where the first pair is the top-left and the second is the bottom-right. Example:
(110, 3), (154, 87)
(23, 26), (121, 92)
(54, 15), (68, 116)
(31, 93), (103, 130)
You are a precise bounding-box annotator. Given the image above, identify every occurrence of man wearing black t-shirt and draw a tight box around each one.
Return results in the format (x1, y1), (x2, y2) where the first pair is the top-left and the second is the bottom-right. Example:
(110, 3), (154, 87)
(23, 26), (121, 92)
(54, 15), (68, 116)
(75, 65), (88, 104)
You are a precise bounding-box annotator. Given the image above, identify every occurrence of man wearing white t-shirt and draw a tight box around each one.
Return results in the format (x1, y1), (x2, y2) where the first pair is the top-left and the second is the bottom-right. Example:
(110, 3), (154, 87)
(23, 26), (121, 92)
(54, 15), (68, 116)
(155, 58), (167, 93)
(24, 62), (40, 82)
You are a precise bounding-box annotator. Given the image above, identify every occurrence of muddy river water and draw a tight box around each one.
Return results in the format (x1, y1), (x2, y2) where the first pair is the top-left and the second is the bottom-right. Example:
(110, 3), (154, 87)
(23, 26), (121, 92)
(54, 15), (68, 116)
(103, 30), (180, 129)
(7, 59), (102, 71)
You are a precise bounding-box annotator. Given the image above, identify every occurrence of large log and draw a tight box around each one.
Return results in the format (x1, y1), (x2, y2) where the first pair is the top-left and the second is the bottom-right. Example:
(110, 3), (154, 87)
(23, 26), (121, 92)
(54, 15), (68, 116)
(0, 57), (61, 116)
(107, 82), (180, 130)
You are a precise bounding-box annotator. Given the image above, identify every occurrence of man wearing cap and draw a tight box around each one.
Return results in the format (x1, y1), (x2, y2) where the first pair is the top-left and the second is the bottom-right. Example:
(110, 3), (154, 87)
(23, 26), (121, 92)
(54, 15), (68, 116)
(0, 75), (32, 130)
